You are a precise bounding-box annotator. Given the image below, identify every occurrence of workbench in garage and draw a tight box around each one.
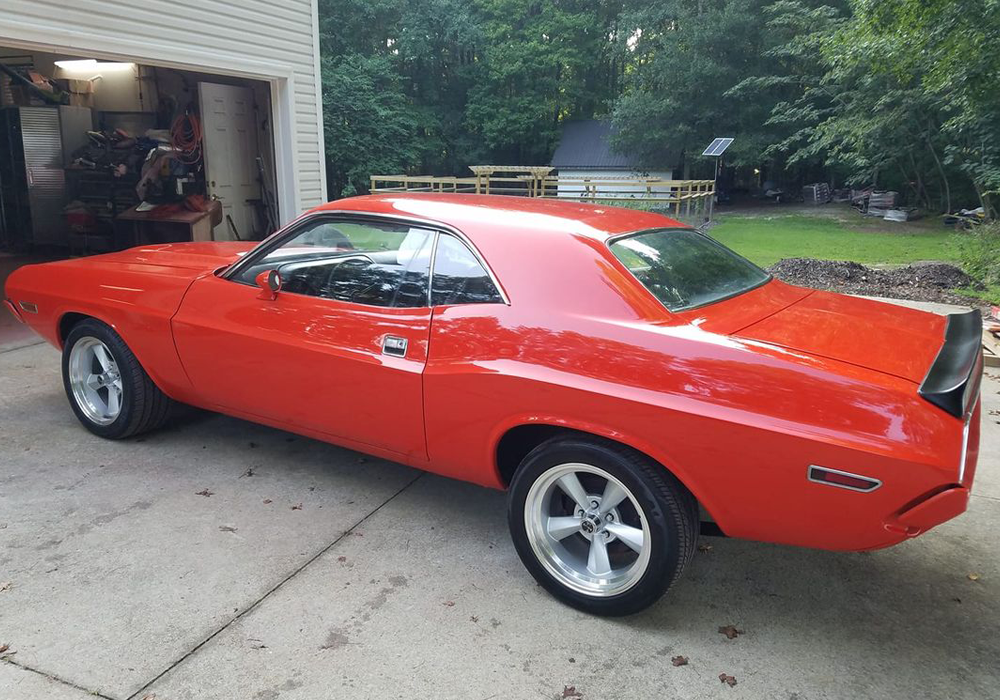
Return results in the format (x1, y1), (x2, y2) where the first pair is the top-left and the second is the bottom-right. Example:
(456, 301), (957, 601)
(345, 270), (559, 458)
(115, 200), (223, 247)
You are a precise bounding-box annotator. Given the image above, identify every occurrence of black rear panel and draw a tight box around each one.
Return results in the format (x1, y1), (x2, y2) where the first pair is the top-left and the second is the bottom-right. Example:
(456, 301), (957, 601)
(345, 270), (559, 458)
(919, 310), (983, 418)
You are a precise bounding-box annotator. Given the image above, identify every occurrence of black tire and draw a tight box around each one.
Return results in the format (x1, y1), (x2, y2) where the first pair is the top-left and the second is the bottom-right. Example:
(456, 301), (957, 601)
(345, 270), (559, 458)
(61, 318), (174, 439)
(507, 435), (698, 616)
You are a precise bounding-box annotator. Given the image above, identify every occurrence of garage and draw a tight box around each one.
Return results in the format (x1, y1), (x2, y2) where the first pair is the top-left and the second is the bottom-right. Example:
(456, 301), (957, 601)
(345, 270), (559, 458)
(0, 1), (325, 255)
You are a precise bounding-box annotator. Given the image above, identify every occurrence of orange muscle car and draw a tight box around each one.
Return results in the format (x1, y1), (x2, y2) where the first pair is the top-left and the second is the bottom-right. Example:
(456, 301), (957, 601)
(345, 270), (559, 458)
(5, 195), (982, 614)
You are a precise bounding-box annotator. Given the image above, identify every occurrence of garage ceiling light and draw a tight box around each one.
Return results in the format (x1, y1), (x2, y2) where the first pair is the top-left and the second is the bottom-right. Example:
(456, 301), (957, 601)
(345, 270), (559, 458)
(55, 59), (135, 71)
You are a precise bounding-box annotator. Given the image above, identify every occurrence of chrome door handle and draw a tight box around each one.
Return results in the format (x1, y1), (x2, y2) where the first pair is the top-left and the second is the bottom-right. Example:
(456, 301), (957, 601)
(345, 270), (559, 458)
(382, 335), (408, 357)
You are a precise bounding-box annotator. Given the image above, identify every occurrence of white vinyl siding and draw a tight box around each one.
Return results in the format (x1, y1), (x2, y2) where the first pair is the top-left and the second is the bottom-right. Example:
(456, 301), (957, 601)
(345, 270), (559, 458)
(0, 0), (326, 222)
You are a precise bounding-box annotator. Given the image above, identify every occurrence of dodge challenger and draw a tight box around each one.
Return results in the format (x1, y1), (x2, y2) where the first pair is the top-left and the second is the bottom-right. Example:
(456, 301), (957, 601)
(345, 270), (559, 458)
(4, 194), (983, 615)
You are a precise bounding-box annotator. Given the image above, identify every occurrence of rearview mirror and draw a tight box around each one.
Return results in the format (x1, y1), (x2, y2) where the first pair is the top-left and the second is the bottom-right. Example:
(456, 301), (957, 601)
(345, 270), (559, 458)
(255, 269), (282, 300)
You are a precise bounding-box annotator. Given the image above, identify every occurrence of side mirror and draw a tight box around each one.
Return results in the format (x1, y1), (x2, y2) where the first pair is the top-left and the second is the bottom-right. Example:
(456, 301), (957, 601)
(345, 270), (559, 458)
(255, 269), (282, 300)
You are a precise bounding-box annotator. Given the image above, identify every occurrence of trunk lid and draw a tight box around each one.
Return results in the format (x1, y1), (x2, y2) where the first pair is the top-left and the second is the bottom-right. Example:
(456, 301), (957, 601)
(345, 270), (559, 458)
(733, 289), (947, 383)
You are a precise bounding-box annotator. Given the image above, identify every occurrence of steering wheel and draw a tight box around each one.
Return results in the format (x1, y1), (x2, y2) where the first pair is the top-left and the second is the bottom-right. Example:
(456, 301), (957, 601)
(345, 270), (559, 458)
(325, 255), (375, 299)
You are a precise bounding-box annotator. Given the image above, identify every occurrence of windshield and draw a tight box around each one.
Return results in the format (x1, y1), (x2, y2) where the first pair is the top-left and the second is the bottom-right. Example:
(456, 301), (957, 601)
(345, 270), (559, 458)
(610, 228), (771, 312)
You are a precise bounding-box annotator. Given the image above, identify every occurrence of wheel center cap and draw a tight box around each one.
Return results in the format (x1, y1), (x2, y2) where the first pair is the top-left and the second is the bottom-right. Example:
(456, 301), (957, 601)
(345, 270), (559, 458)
(581, 513), (602, 534)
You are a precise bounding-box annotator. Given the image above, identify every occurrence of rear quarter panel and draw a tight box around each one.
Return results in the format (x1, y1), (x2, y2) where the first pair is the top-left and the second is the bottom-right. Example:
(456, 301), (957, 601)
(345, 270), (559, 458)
(4, 259), (199, 400)
(424, 299), (965, 551)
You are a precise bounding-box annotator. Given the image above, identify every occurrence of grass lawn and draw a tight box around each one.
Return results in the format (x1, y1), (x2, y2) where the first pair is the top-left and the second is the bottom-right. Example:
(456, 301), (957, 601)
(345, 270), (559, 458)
(709, 213), (959, 267)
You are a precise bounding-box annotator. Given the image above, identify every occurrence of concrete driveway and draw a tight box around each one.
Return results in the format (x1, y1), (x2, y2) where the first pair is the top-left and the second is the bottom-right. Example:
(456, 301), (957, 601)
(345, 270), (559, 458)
(2, 324), (999, 699)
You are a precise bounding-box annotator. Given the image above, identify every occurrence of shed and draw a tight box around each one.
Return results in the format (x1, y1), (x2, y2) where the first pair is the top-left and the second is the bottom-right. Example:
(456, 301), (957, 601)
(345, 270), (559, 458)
(550, 120), (674, 198)
(0, 0), (326, 251)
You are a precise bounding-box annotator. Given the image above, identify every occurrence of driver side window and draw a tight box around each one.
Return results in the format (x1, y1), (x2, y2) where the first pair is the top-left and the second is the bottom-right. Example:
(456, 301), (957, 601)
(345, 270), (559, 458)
(239, 219), (435, 308)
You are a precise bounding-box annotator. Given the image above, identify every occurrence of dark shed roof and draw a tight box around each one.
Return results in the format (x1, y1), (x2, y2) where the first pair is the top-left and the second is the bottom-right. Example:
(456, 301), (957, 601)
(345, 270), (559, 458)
(549, 120), (655, 170)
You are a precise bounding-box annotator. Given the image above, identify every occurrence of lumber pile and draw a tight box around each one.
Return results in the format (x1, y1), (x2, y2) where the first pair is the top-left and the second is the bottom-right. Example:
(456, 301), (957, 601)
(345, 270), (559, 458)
(985, 308), (1000, 368)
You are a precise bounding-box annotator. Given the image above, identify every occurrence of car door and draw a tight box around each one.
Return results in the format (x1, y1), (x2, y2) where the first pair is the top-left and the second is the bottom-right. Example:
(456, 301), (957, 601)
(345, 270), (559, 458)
(171, 215), (436, 459)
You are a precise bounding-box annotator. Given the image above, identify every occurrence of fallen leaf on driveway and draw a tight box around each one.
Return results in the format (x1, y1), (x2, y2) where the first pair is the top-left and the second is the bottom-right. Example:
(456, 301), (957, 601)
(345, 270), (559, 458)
(443, 601), (455, 607)
(195, 489), (214, 497)
(967, 573), (980, 581)
(337, 556), (347, 563)
(562, 686), (583, 698)
(719, 673), (737, 687)
(219, 526), (238, 533)
(697, 543), (713, 553)
(0, 581), (11, 592)
(263, 499), (272, 504)
(718, 625), (743, 639)
(0, 644), (8, 654)
(671, 655), (689, 666)
(291, 503), (303, 510)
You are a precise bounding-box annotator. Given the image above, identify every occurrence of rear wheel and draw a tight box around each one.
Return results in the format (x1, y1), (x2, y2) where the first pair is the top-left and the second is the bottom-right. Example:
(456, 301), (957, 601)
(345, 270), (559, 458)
(508, 436), (697, 616)
(62, 319), (173, 439)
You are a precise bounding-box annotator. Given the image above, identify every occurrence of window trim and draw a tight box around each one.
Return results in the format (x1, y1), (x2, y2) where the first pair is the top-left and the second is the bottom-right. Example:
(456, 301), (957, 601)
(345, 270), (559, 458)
(222, 210), (510, 307)
(606, 227), (773, 313)
(430, 231), (506, 308)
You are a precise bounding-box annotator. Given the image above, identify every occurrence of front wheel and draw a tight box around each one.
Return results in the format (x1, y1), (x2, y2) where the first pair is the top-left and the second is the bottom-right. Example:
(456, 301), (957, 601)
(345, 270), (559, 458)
(507, 436), (698, 616)
(62, 319), (173, 439)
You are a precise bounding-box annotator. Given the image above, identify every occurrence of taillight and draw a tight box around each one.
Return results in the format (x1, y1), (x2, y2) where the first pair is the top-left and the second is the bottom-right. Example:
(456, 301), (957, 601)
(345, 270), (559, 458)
(808, 466), (881, 493)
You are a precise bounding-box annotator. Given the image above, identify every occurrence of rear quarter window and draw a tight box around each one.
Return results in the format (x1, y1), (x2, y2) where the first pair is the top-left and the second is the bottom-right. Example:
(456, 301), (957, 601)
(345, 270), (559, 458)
(610, 228), (771, 311)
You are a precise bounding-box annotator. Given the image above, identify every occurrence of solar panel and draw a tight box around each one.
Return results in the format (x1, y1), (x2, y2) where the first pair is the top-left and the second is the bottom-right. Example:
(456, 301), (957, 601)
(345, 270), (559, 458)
(702, 138), (734, 157)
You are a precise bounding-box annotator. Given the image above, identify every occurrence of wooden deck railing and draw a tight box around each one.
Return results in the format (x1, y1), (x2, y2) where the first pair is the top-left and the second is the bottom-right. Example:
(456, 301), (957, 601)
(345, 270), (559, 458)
(369, 171), (716, 220)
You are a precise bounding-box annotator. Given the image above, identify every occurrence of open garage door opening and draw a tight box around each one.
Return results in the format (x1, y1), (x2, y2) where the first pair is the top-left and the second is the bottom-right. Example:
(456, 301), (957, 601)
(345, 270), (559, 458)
(0, 46), (281, 255)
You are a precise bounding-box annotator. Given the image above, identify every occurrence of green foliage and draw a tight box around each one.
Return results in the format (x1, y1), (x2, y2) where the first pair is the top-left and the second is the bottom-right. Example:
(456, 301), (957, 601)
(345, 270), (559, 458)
(612, 1), (769, 171)
(467, 0), (625, 162)
(611, 0), (850, 176)
(317, 0), (623, 196)
(737, 0), (1000, 214)
(322, 54), (423, 198)
(316, 0), (1000, 216)
(952, 223), (1000, 290)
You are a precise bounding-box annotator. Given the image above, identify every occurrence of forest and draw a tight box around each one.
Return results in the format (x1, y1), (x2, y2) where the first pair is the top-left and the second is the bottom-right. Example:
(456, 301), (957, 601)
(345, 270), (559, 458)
(318, 0), (1000, 219)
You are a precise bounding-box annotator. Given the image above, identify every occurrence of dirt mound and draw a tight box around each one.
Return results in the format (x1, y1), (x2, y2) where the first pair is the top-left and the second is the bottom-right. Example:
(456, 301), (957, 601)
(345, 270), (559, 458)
(767, 258), (985, 309)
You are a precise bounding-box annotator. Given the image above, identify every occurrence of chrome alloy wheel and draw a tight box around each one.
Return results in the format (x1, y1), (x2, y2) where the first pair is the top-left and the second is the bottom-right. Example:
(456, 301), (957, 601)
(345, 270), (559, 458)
(524, 463), (652, 597)
(68, 337), (123, 426)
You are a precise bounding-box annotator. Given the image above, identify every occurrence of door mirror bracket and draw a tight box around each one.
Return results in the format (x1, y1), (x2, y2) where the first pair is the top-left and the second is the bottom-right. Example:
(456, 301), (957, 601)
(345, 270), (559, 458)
(255, 270), (282, 300)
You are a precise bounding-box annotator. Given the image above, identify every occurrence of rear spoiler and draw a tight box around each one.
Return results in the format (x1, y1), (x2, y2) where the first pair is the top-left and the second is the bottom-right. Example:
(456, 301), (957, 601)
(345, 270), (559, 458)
(919, 310), (983, 418)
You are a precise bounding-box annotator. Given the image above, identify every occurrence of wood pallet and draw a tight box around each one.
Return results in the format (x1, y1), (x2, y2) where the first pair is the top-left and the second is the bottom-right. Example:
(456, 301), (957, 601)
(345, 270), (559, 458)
(984, 325), (1000, 368)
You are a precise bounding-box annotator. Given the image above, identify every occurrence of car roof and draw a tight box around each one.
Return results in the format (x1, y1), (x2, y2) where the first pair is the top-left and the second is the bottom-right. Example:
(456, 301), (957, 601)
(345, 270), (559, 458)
(312, 193), (686, 242)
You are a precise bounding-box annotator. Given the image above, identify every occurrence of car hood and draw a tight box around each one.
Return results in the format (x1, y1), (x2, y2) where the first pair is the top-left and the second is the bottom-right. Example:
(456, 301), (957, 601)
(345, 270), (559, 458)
(733, 289), (947, 383)
(86, 242), (256, 272)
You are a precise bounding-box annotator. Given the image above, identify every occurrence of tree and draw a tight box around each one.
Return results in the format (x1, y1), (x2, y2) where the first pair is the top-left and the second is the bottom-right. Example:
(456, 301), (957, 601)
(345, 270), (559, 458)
(322, 54), (423, 197)
(315, 0), (1000, 215)
(734, 0), (998, 214)
(463, 0), (624, 164)
(611, 0), (789, 175)
(842, 0), (1000, 215)
(726, 2), (845, 181)
(318, 0), (623, 195)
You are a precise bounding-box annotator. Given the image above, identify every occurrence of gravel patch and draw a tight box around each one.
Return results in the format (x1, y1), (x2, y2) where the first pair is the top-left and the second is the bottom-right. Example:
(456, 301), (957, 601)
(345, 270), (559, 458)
(768, 258), (992, 311)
